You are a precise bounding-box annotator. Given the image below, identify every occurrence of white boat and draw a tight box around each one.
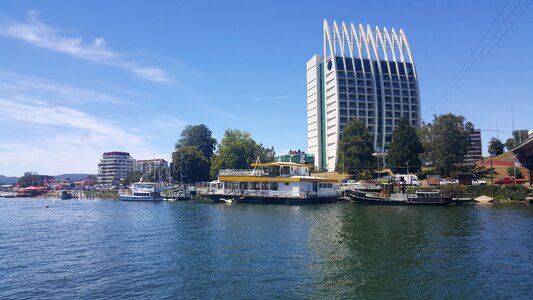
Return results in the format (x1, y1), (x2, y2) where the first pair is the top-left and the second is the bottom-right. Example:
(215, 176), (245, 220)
(0, 192), (17, 198)
(120, 182), (163, 201)
(202, 162), (338, 204)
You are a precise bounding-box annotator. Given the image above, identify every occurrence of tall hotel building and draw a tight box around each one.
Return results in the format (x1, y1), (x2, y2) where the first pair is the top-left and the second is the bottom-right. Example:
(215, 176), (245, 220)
(307, 20), (420, 171)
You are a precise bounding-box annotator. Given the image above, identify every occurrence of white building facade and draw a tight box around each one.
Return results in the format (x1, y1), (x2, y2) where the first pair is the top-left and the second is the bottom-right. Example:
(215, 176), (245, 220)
(97, 151), (136, 185)
(136, 159), (168, 174)
(307, 20), (421, 171)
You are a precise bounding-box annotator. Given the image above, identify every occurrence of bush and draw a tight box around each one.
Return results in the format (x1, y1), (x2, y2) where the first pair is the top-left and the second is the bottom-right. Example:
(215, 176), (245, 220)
(414, 184), (530, 201)
(416, 167), (437, 180)
(462, 185), (530, 201)
(507, 167), (524, 179)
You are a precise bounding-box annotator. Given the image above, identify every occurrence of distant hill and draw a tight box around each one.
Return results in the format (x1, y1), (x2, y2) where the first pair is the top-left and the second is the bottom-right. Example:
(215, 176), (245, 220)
(0, 175), (19, 185)
(53, 174), (94, 181)
(0, 173), (94, 185)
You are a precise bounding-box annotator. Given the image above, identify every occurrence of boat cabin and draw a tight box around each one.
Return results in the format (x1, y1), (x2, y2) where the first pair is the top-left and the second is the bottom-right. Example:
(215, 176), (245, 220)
(210, 162), (337, 199)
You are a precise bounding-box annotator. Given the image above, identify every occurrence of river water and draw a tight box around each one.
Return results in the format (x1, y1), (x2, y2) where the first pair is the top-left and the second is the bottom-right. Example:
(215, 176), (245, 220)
(1, 198), (532, 299)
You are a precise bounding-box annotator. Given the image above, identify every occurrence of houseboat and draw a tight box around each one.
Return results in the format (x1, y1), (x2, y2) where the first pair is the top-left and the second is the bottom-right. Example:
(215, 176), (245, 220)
(120, 182), (163, 201)
(202, 162), (338, 204)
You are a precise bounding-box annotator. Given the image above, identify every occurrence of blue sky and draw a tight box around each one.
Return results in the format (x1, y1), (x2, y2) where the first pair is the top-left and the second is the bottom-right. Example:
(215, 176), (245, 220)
(0, 0), (531, 176)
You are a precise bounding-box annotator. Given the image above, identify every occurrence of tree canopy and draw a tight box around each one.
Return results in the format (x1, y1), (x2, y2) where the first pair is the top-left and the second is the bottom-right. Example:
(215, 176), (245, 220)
(336, 118), (374, 175)
(172, 145), (210, 183)
(488, 137), (505, 156)
(123, 171), (144, 186)
(505, 130), (529, 151)
(210, 129), (274, 179)
(419, 113), (473, 176)
(17, 172), (54, 187)
(387, 117), (423, 173)
(176, 124), (217, 161)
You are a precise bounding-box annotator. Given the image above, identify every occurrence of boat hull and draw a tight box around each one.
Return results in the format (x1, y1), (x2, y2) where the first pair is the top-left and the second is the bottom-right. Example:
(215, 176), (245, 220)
(349, 192), (453, 206)
(202, 193), (337, 205)
(120, 195), (163, 201)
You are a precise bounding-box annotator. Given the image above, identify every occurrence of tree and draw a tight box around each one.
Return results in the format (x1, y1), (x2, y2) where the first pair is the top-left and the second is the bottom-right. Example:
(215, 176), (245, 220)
(421, 114), (473, 176)
(123, 171), (144, 185)
(210, 129), (274, 178)
(173, 146), (210, 183)
(17, 172), (54, 187)
(387, 117), (423, 173)
(336, 118), (374, 175)
(505, 129), (529, 150)
(144, 166), (170, 183)
(488, 138), (505, 156)
(176, 124), (217, 161)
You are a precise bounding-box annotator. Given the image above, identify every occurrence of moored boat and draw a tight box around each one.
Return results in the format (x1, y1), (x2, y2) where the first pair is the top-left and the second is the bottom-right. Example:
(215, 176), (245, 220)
(202, 162), (338, 204)
(120, 182), (163, 201)
(348, 190), (453, 206)
(59, 190), (74, 200)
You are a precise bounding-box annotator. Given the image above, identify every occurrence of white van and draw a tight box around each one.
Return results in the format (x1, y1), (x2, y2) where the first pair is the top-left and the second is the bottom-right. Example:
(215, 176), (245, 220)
(395, 174), (421, 186)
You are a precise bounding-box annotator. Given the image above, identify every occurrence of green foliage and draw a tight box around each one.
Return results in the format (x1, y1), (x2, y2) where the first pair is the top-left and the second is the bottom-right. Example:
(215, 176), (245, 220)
(419, 114), (473, 176)
(210, 129), (274, 179)
(439, 184), (465, 199)
(123, 171), (144, 185)
(336, 118), (374, 175)
(17, 172), (54, 187)
(387, 117), (423, 173)
(173, 146), (210, 183)
(488, 137), (504, 156)
(421, 184), (530, 201)
(415, 167), (437, 180)
(144, 166), (170, 183)
(462, 185), (530, 201)
(176, 124), (217, 161)
(505, 130), (529, 150)
(507, 167), (524, 179)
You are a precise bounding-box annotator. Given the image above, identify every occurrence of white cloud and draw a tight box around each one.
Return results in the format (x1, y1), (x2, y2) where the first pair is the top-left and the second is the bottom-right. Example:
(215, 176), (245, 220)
(0, 75), (173, 175)
(0, 71), (127, 104)
(0, 99), (165, 175)
(0, 10), (172, 82)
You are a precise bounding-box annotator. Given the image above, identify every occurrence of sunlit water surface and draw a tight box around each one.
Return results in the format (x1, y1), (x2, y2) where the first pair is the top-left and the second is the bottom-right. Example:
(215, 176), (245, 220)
(1, 198), (532, 299)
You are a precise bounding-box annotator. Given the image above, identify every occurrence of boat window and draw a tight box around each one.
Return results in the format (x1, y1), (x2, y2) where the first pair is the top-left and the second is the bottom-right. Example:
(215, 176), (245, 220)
(281, 166), (291, 175)
(239, 182), (248, 190)
(269, 182), (278, 190)
(284, 182), (289, 186)
(217, 183), (223, 189)
(250, 182), (260, 190)
(261, 182), (269, 190)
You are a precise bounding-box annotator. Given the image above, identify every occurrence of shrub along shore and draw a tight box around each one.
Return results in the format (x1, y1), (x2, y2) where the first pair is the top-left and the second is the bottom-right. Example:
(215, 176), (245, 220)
(411, 184), (531, 201)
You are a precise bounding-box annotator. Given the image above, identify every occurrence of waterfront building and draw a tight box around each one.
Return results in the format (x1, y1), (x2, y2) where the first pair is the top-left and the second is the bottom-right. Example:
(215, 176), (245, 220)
(307, 20), (420, 171)
(97, 151), (136, 185)
(463, 129), (482, 166)
(136, 159), (168, 175)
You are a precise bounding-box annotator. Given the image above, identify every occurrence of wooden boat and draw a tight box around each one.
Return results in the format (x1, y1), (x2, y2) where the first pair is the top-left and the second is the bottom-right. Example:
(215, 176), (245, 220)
(348, 190), (454, 206)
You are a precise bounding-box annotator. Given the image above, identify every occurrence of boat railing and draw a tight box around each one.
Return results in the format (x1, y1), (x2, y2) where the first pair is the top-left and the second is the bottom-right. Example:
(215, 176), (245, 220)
(210, 189), (307, 199)
(218, 169), (255, 176)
